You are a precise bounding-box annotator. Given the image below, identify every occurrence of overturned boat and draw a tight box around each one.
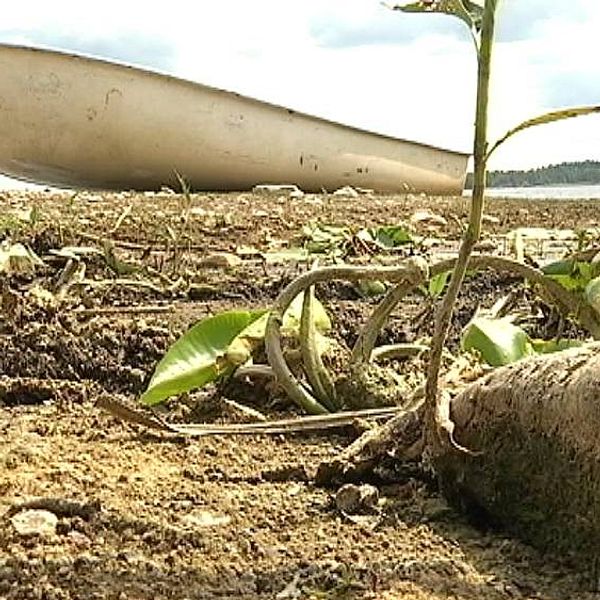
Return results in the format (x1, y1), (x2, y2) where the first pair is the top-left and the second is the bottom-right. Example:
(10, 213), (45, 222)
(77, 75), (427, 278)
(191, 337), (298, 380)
(0, 44), (468, 194)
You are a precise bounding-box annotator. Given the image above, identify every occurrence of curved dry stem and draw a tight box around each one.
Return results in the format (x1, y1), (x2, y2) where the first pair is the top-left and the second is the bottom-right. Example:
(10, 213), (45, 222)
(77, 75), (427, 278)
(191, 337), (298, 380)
(351, 278), (424, 363)
(234, 365), (275, 379)
(487, 105), (600, 160)
(434, 255), (600, 339)
(371, 343), (429, 362)
(353, 254), (600, 371)
(265, 259), (429, 414)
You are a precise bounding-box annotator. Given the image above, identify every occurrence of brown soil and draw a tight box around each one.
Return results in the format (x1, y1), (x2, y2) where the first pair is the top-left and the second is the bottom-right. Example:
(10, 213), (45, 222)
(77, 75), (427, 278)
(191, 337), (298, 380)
(1, 189), (599, 600)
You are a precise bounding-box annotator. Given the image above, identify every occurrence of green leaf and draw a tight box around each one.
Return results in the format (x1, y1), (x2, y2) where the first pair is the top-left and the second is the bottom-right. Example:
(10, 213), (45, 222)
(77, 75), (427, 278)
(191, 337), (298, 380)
(390, 0), (483, 32)
(303, 224), (352, 255)
(585, 276), (600, 314)
(488, 105), (600, 158)
(461, 316), (534, 367)
(141, 309), (265, 405)
(541, 259), (577, 277)
(282, 292), (332, 334)
(357, 279), (388, 297)
(372, 225), (413, 248)
(428, 270), (451, 297)
(542, 260), (597, 292)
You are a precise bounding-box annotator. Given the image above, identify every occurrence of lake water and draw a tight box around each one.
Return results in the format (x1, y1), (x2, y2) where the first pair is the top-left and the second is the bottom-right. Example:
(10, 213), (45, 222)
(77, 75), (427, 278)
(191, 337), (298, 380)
(481, 184), (600, 199)
(2, 172), (600, 199)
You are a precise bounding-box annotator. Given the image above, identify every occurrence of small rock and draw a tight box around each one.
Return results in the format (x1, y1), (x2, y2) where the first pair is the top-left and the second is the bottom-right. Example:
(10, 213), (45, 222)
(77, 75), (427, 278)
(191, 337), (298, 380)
(332, 185), (359, 198)
(253, 184), (303, 196)
(67, 530), (92, 547)
(474, 239), (498, 252)
(482, 214), (501, 225)
(410, 210), (448, 226)
(79, 193), (104, 203)
(335, 483), (379, 515)
(10, 509), (58, 537)
(181, 510), (231, 528)
(199, 252), (242, 269)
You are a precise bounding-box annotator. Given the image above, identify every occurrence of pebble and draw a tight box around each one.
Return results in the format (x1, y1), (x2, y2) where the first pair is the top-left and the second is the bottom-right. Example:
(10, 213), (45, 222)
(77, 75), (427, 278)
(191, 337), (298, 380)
(252, 184), (303, 197)
(10, 509), (58, 537)
(410, 209), (448, 226)
(332, 185), (359, 198)
(199, 252), (242, 269)
(482, 214), (501, 225)
(335, 484), (379, 515)
(181, 510), (231, 528)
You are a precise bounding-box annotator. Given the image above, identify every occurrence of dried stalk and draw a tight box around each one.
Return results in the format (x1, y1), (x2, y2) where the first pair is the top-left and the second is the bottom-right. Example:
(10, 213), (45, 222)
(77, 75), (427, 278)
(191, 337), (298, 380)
(264, 259), (429, 414)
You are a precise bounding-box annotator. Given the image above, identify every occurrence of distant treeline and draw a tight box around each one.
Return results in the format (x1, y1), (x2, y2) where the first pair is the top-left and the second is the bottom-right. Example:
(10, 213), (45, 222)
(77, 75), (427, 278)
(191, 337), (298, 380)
(465, 160), (600, 188)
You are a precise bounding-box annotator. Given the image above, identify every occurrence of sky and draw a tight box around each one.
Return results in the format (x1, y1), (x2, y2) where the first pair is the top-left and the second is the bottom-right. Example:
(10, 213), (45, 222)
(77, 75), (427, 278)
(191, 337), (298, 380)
(1, 0), (599, 189)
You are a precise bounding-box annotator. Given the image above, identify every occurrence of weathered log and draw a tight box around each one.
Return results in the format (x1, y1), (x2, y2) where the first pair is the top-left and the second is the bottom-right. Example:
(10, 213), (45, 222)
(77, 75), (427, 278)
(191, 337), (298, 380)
(435, 343), (600, 561)
(317, 343), (600, 562)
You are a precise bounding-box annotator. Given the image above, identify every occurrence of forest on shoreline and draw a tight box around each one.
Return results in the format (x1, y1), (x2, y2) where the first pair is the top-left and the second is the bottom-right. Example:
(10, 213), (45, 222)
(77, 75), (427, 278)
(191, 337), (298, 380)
(465, 160), (600, 188)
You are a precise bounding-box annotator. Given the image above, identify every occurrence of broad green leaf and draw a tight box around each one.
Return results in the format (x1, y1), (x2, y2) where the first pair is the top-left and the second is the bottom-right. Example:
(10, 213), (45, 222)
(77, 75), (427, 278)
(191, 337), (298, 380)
(585, 276), (600, 314)
(428, 270), (451, 297)
(461, 316), (534, 367)
(357, 279), (387, 297)
(282, 292), (332, 334)
(488, 105), (600, 158)
(226, 292), (332, 364)
(390, 0), (483, 33)
(372, 225), (413, 248)
(541, 259), (577, 277)
(542, 259), (597, 292)
(141, 309), (265, 405)
(303, 224), (352, 255)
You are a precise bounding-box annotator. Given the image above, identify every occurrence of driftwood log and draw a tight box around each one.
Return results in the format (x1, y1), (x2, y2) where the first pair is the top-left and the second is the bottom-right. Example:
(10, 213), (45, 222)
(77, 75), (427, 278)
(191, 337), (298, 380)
(436, 343), (600, 560)
(318, 343), (600, 562)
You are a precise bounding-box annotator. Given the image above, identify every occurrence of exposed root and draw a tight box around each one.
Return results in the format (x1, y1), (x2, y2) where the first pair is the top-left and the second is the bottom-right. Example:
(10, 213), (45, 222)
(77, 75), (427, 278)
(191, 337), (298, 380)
(315, 402), (425, 487)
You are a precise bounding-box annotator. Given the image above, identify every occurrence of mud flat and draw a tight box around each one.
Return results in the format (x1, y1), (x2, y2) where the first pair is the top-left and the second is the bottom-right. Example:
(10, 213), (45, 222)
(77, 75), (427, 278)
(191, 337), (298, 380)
(0, 190), (598, 599)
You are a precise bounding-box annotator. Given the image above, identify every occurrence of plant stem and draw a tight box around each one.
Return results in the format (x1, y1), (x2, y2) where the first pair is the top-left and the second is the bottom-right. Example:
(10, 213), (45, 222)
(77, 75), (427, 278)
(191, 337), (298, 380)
(424, 0), (499, 449)
(351, 279), (418, 364)
(353, 252), (600, 371)
(265, 259), (429, 415)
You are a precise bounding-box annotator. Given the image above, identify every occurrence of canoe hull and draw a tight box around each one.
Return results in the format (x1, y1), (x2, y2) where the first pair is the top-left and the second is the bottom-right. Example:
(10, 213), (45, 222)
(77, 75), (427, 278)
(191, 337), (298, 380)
(0, 45), (469, 194)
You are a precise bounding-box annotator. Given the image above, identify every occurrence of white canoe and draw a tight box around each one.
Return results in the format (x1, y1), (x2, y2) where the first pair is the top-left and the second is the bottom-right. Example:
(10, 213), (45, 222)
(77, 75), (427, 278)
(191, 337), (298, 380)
(0, 45), (469, 194)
